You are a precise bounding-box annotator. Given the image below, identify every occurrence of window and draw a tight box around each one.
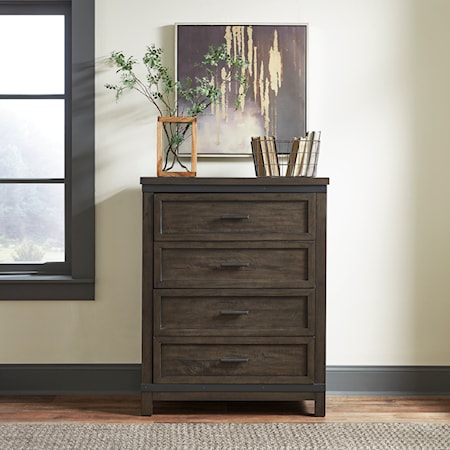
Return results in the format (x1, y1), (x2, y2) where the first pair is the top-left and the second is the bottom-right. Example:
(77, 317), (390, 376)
(0, 0), (95, 300)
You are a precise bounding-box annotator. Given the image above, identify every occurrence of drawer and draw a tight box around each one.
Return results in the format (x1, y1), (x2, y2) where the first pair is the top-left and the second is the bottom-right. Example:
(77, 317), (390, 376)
(154, 241), (315, 289)
(154, 193), (315, 241)
(154, 289), (315, 336)
(153, 337), (315, 384)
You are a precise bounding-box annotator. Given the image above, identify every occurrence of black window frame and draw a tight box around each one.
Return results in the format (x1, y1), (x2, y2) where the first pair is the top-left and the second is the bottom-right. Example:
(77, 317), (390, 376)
(0, 0), (95, 300)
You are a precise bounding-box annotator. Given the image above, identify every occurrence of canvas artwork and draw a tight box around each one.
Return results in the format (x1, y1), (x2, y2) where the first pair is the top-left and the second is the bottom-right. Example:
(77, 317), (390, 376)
(176, 24), (307, 155)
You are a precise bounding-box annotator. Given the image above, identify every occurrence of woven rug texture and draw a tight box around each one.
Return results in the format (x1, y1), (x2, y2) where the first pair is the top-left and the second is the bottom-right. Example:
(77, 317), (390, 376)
(0, 422), (449, 450)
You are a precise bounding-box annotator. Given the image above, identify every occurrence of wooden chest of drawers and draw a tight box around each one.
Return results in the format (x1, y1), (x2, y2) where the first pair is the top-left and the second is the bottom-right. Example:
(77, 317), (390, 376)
(140, 177), (329, 416)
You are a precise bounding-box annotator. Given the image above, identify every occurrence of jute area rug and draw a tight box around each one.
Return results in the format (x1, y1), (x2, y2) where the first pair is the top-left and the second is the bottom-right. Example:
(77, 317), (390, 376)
(0, 422), (449, 450)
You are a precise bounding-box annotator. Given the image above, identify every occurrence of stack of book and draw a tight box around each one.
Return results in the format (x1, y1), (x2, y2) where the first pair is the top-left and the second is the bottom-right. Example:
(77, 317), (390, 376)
(251, 131), (321, 177)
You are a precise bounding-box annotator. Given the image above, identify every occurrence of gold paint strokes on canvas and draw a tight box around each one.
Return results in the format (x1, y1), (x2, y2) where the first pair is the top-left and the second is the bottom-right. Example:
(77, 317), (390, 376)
(268, 30), (282, 96)
(223, 25), (283, 136)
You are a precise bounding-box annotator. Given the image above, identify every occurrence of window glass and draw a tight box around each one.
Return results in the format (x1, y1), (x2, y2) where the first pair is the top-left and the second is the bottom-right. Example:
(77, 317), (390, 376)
(0, 15), (65, 95)
(0, 100), (65, 178)
(0, 184), (65, 263)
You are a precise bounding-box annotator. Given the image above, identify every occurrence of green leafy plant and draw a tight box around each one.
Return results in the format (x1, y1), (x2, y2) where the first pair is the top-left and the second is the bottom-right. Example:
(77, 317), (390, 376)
(105, 44), (249, 172)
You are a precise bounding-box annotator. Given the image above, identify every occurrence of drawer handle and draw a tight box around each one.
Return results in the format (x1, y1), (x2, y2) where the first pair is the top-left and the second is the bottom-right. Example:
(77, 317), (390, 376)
(220, 262), (250, 268)
(220, 310), (249, 316)
(220, 358), (249, 363)
(219, 214), (250, 220)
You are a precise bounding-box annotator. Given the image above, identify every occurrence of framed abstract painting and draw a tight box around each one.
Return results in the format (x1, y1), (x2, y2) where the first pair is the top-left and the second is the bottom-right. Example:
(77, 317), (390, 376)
(176, 23), (307, 155)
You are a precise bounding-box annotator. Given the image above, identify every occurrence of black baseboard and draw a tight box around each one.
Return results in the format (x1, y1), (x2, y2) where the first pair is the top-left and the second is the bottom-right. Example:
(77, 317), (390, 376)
(326, 365), (450, 395)
(0, 364), (449, 396)
(0, 364), (141, 395)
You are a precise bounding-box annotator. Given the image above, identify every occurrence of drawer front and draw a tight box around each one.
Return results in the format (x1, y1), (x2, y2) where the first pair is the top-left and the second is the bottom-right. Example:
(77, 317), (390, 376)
(154, 193), (315, 241)
(154, 241), (315, 289)
(154, 289), (315, 336)
(154, 337), (315, 384)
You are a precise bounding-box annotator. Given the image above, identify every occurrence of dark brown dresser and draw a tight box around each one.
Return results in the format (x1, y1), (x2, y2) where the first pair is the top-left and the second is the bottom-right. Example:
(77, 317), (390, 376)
(140, 177), (329, 416)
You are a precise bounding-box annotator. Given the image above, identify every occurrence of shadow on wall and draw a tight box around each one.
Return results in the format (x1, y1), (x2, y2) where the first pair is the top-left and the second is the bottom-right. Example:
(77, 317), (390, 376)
(411, 1), (450, 366)
(96, 187), (142, 298)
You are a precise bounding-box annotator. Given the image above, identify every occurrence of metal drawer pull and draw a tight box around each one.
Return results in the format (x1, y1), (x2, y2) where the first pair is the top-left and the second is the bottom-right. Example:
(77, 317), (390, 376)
(219, 214), (250, 220)
(220, 310), (249, 316)
(220, 358), (249, 363)
(220, 262), (250, 268)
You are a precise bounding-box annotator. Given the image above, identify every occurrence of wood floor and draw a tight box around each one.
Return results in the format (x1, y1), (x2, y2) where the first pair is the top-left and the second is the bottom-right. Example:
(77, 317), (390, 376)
(0, 395), (449, 423)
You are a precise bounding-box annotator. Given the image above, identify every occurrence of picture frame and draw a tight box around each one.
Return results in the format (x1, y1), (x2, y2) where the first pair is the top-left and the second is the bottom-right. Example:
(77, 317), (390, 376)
(176, 23), (307, 156)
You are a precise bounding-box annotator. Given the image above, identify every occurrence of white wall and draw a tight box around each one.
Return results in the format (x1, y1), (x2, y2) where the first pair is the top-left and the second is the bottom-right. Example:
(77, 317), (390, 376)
(1, 0), (449, 366)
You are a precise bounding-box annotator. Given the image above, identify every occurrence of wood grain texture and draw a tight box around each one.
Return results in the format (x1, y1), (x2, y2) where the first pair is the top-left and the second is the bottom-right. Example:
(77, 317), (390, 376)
(0, 395), (448, 423)
(142, 179), (328, 417)
(154, 289), (315, 337)
(153, 338), (313, 384)
(155, 193), (315, 241)
(155, 241), (314, 289)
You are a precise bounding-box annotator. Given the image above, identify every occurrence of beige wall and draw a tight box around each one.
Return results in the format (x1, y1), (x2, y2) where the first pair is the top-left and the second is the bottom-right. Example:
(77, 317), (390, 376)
(1, 0), (449, 365)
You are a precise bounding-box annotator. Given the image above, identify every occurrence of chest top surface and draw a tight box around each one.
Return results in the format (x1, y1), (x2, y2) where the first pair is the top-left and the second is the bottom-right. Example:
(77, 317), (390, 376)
(141, 177), (329, 194)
